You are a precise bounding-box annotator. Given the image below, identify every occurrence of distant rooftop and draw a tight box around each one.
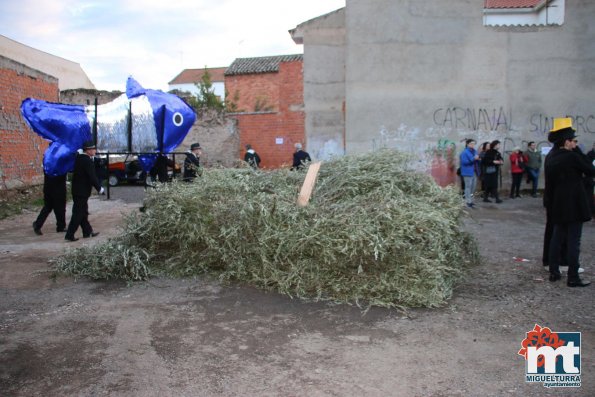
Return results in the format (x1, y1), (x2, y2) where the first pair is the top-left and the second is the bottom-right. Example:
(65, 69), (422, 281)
(169, 67), (227, 85)
(225, 54), (303, 76)
(484, 0), (543, 8)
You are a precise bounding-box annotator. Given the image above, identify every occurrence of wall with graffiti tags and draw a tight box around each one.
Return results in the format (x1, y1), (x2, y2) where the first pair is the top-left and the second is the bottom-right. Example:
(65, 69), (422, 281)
(299, 0), (595, 189)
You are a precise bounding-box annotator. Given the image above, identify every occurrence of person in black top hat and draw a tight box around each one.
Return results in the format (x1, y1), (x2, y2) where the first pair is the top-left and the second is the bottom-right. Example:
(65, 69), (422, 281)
(65, 140), (105, 242)
(183, 143), (202, 181)
(32, 170), (67, 235)
(544, 118), (595, 287)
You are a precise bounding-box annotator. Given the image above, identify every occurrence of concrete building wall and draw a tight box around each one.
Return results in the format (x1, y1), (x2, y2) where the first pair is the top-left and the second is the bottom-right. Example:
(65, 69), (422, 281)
(295, 9), (347, 161)
(177, 114), (239, 168)
(296, 0), (594, 188)
(344, 0), (595, 185)
(60, 89), (123, 106)
(0, 55), (58, 190)
(1, 35), (95, 91)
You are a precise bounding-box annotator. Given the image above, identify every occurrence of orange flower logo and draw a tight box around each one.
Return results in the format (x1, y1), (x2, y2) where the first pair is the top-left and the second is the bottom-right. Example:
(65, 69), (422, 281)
(518, 324), (566, 368)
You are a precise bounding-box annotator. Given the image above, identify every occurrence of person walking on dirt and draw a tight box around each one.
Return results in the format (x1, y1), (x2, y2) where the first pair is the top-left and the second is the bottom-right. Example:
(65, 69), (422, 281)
(544, 118), (594, 287)
(244, 144), (261, 169)
(32, 172), (67, 235)
(459, 139), (479, 208)
(183, 143), (201, 182)
(65, 141), (105, 242)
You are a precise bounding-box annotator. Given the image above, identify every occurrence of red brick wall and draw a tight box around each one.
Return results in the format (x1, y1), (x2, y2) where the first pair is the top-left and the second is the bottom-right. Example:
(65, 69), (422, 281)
(225, 72), (280, 113)
(0, 56), (58, 189)
(230, 61), (305, 169)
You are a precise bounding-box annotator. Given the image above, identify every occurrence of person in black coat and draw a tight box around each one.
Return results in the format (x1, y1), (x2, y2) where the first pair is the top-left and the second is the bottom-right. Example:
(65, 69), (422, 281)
(292, 143), (311, 170)
(32, 172), (67, 235)
(65, 141), (105, 242)
(481, 140), (504, 203)
(150, 154), (175, 184)
(183, 143), (201, 182)
(544, 118), (595, 287)
(244, 144), (261, 169)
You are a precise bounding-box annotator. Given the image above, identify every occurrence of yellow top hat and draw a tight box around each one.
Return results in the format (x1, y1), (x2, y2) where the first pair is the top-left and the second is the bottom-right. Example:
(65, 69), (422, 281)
(550, 117), (574, 133)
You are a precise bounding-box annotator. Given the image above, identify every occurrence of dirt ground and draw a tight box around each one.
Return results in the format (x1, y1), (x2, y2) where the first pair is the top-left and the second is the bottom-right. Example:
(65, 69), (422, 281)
(0, 186), (593, 396)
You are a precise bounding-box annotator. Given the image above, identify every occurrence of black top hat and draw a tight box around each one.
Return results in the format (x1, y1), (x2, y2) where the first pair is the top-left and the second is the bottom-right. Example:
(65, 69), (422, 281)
(82, 140), (96, 150)
(190, 143), (201, 150)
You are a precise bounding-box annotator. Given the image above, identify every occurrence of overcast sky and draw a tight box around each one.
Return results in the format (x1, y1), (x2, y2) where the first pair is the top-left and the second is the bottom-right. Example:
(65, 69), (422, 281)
(0, 0), (345, 91)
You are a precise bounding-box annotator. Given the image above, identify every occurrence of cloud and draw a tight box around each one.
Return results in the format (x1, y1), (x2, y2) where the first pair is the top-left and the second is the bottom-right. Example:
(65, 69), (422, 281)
(0, 0), (345, 91)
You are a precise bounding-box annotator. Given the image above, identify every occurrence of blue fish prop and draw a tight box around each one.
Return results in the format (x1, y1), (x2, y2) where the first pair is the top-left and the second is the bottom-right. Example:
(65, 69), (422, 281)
(21, 77), (196, 176)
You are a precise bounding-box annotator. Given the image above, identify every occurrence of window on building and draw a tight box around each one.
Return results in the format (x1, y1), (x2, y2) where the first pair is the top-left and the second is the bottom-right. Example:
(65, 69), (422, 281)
(483, 0), (565, 27)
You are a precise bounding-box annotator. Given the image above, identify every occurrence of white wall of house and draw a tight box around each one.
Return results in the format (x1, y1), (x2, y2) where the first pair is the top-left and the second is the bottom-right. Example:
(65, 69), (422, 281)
(0, 34), (95, 90)
(484, 0), (565, 26)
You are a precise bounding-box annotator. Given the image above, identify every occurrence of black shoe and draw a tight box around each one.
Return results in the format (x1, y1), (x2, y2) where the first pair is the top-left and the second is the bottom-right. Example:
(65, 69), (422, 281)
(65, 235), (79, 242)
(83, 232), (100, 238)
(567, 279), (591, 287)
(531, 194), (537, 198)
(496, 199), (503, 204)
(549, 274), (561, 282)
(33, 222), (42, 236)
(483, 199), (492, 203)
(56, 229), (66, 233)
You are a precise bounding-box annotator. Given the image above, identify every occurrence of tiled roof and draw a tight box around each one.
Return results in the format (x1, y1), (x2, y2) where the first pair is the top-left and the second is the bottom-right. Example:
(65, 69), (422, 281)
(225, 54), (303, 76)
(169, 67), (227, 85)
(484, 0), (542, 8)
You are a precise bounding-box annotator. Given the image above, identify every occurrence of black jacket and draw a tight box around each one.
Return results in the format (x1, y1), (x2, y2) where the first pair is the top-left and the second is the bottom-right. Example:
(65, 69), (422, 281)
(71, 153), (102, 198)
(244, 151), (261, 169)
(292, 150), (311, 170)
(544, 147), (595, 223)
(183, 152), (200, 180)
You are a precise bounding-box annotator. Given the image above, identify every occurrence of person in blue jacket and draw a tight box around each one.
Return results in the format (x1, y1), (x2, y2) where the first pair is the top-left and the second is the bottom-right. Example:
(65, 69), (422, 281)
(459, 139), (480, 208)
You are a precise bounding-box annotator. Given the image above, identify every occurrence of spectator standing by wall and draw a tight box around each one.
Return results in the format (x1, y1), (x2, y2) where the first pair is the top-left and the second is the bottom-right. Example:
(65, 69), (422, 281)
(482, 140), (504, 203)
(243, 144), (261, 169)
(292, 143), (311, 170)
(509, 147), (526, 198)
(525, 141), (542, 197)
(459, 139), (479, 208)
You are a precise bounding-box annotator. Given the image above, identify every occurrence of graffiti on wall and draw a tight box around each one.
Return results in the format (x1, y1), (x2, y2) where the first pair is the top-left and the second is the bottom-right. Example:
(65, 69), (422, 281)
(373, 107), (595, 186)
(530, 114), (595, 135)
(433, 107), (512, 132)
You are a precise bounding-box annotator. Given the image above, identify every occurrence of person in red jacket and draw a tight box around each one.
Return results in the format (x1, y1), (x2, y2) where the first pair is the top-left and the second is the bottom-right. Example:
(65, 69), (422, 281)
(509, 147), (526, 198)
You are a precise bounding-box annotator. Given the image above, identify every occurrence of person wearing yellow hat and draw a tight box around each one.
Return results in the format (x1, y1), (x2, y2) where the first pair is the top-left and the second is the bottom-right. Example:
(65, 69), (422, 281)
(544, 118), (595, 287)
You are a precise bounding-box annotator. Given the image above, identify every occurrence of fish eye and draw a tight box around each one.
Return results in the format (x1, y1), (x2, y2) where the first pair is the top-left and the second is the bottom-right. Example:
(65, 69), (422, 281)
(173, 112), (183, 126)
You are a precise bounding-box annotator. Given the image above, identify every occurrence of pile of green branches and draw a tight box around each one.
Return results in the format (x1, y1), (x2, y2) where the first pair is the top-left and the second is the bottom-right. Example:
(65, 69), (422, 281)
(53, 149), (479, 308)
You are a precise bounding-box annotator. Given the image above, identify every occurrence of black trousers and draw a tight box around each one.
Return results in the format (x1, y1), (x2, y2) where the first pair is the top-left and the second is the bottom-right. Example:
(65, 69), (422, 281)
(34, 195), (66, 232)
(66, 196), (93, 238)
(549, 221), (583, 281)
(542, 211), (567, 266)
(510, 173), (523, 197)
